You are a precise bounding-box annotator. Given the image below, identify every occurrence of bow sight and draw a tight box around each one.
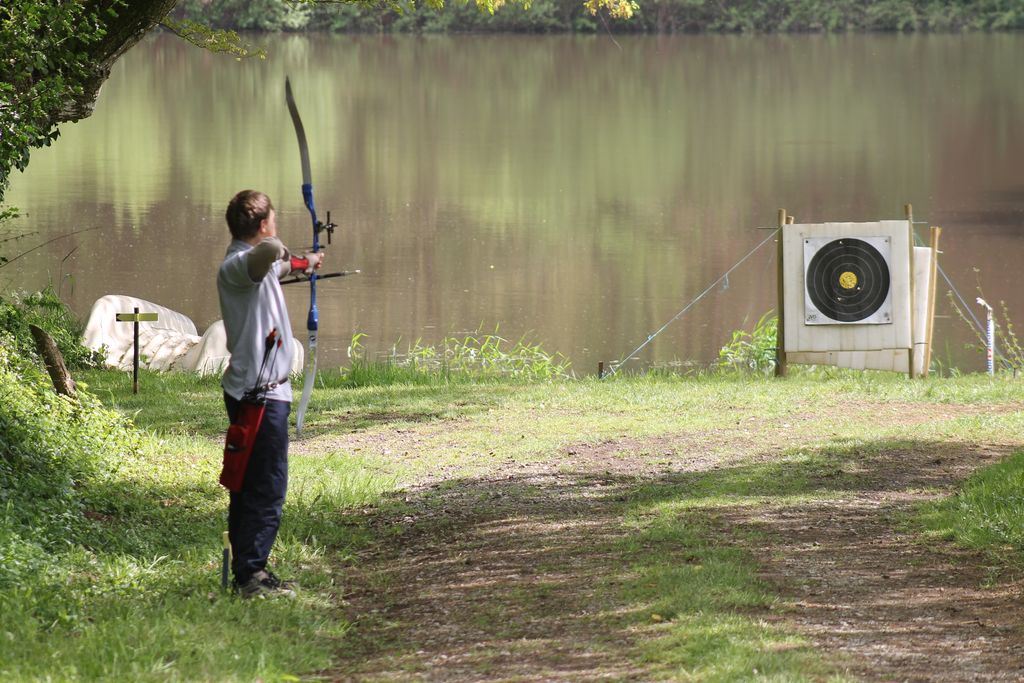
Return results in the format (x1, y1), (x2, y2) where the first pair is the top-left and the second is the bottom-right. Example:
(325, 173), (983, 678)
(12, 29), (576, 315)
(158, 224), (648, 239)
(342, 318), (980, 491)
(317, 211), (337, 246)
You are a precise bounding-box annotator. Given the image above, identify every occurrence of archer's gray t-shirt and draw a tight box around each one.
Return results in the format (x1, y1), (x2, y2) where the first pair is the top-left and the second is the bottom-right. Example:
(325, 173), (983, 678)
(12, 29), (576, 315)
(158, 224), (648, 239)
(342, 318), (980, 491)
(218, 239), (295, 402)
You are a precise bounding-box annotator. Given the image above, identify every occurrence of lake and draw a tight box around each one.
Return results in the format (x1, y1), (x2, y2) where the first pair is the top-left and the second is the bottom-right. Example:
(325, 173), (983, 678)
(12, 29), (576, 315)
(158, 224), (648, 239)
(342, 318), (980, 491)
(5, 33), (1023, 374)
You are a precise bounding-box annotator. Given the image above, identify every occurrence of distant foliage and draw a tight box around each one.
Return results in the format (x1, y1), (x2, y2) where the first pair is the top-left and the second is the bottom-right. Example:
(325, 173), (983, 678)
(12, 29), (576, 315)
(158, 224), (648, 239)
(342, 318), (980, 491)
(173, 0), (318, 31)
(171, 0), (1024, 32)
(716, 312), (778, 374)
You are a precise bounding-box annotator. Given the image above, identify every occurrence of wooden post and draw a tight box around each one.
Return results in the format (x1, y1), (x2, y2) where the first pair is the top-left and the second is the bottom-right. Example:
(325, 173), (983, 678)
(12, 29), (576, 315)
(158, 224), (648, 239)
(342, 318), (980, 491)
(905, 204), (917, 379)
(775, 208), (788, 377)
(923, 226), (942, 377)
(598, 361), (605, 379)
(29, 324), (76, 397)
(132, 307), (140, 393)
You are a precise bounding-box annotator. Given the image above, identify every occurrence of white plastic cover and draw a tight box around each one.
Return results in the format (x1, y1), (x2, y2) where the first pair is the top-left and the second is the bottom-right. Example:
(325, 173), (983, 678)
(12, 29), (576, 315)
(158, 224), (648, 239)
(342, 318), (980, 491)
(83, 295), (303, 376)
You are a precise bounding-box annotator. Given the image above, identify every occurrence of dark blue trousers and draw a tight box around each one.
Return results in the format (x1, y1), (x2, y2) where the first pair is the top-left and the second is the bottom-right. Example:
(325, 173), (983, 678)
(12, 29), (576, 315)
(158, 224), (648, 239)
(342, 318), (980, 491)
(224, 393), (290, 584)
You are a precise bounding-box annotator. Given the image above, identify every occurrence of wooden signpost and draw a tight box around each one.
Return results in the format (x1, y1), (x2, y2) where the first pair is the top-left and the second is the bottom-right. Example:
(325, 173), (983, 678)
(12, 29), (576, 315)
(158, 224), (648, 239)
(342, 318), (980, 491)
(115, 307), (158, 393)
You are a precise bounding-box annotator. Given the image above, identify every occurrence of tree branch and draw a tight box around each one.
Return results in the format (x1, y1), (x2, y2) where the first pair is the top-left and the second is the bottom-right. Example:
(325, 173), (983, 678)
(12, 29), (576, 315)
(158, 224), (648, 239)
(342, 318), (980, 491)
(159, 18), (267, 59)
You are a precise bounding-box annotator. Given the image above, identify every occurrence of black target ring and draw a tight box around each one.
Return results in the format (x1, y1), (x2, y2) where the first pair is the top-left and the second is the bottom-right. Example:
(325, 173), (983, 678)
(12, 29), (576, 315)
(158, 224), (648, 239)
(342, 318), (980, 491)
(806, 238), (890, 322)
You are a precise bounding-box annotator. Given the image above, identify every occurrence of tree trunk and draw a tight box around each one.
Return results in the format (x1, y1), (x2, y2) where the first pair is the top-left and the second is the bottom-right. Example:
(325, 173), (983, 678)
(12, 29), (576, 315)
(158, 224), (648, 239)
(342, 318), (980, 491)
(60, 0), (180, 122)
(29, 324), (77, 398)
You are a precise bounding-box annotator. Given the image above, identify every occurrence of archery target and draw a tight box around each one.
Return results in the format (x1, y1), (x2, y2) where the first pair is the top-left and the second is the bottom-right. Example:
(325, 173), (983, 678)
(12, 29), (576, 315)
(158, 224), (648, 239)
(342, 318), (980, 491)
(803, 236), (893, 324)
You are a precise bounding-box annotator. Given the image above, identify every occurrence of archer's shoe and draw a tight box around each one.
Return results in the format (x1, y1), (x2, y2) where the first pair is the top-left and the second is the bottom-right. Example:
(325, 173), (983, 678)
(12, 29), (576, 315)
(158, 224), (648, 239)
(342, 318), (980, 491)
(263, 569), (297, 591)
(237, 570), (297, 599)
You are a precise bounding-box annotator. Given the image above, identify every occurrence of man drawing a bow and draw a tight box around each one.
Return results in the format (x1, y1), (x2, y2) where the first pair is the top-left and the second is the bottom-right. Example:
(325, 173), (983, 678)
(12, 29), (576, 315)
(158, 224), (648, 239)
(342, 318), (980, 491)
(217, 189), (323, 598)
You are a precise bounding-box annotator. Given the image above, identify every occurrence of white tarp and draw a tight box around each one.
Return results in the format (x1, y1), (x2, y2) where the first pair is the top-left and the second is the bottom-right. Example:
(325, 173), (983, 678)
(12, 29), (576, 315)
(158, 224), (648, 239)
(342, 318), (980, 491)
(83, 295), (303, 376)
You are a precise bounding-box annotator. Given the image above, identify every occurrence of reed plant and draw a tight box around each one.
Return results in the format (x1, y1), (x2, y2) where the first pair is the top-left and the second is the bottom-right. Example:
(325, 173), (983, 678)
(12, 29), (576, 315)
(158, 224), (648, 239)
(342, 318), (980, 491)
(332, 328), (573, 388)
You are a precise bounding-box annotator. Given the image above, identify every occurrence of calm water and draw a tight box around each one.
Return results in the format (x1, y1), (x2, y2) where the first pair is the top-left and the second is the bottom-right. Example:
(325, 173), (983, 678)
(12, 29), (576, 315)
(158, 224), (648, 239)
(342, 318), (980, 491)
(6, 33), (1023, 374)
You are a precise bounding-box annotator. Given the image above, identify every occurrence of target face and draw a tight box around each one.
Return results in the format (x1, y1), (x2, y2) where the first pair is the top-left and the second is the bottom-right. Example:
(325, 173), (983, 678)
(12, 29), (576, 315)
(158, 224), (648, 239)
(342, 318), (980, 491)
(803, 236), (893, 324)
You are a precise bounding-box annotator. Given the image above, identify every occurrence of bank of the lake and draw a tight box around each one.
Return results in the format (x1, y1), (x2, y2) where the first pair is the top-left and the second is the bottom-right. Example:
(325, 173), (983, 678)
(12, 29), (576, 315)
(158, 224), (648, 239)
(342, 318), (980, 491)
(2, 365), (1023, 680)
(170, 0), (1024, 34)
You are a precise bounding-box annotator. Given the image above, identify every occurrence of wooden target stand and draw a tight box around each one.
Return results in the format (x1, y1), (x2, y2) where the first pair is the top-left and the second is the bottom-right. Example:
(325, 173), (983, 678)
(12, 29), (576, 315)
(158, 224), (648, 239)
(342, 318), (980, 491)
(774, 205), (941, 379)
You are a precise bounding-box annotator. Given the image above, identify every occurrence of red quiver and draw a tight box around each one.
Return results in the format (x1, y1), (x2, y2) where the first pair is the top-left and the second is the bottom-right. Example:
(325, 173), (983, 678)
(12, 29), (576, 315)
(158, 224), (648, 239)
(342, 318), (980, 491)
(219, 400), (267, 492)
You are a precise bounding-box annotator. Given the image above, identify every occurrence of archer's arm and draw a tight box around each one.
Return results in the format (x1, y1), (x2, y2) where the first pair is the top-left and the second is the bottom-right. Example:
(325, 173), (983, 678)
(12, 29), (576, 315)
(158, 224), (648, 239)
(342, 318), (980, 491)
(246, 237), (288, 282)
(245, 237), (323, 282)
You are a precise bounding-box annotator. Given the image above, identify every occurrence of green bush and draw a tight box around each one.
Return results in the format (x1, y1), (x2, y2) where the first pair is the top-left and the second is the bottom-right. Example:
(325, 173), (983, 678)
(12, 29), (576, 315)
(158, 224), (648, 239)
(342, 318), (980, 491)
(0, 285), (99, 370)
(0, 334), (140, 585)
(716, 312), (778, 374)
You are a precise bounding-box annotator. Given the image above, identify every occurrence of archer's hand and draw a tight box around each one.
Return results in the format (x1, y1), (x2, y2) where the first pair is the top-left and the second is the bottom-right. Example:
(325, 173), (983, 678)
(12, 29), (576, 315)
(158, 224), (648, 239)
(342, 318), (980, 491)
(289, 251), (325, 276)
(303, 251), (324, 274)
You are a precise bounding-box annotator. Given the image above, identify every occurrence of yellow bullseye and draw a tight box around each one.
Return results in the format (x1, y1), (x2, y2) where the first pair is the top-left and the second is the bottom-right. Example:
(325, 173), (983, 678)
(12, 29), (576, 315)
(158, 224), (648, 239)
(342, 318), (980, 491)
(838, 271), (858, 290)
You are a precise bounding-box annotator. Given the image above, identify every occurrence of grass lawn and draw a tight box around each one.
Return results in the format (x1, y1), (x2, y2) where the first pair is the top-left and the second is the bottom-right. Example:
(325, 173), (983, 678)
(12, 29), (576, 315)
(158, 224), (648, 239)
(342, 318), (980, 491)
(2, 366), (1021, 681)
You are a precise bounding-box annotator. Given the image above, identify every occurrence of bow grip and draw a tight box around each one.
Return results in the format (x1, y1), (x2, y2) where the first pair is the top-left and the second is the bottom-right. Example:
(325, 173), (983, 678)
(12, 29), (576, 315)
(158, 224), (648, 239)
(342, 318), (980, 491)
(301, 183), (319, 247)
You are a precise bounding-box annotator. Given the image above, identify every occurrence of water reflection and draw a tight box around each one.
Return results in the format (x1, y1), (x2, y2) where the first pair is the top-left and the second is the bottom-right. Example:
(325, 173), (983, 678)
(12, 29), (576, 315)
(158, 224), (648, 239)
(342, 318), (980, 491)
(5, 33), (1022, 373)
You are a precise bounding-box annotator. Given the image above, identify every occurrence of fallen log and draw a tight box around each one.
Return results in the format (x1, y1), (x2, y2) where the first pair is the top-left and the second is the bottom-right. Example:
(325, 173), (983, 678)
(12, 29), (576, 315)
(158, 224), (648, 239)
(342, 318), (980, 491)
(29, 324), (76, 397)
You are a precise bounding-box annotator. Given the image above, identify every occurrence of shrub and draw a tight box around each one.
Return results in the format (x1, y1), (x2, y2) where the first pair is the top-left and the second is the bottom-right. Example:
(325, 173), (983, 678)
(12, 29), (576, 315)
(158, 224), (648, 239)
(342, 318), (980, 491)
(0, 286), (100, 370)
(0, 333), (140, 585)
(716, 312), (778, 374)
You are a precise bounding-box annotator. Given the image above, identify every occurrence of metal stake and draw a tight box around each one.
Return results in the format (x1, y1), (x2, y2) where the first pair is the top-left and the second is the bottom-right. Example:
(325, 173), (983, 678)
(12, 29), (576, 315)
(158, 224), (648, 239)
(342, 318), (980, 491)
(978, 298), (994, 376)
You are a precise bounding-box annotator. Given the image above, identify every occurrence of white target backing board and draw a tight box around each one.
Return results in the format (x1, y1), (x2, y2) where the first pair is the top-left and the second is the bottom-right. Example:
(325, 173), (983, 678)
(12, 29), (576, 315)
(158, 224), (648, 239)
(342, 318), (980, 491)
(783, 221), (913, 359)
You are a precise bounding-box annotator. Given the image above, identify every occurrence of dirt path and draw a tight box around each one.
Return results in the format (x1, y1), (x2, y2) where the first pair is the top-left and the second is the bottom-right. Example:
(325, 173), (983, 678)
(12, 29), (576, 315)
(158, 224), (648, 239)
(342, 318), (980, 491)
(326, 466), (658, 681)
(317, 406), (1024, 682)
(727, 441), (1024, 682)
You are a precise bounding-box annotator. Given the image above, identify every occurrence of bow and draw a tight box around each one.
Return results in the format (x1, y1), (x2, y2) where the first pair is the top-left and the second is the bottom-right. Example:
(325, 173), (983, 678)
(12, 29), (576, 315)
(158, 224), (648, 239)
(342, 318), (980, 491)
(285, 77), (336, 437)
